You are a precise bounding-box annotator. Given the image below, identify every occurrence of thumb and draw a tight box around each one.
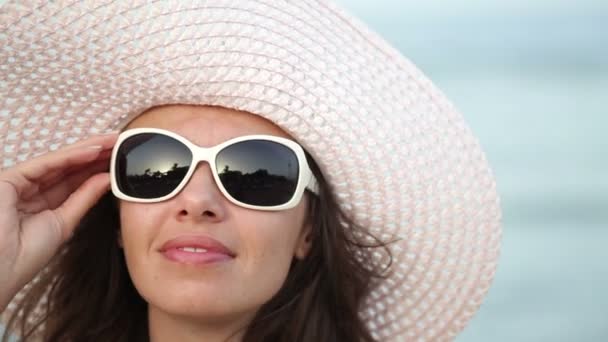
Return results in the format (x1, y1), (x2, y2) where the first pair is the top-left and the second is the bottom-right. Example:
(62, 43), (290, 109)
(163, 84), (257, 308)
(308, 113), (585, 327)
(53, 172), (111, 242)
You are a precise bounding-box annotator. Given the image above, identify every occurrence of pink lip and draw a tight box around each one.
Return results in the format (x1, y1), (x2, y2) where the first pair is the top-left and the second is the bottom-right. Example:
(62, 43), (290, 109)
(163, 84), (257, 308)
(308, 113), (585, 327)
(159, 235), (236, 265)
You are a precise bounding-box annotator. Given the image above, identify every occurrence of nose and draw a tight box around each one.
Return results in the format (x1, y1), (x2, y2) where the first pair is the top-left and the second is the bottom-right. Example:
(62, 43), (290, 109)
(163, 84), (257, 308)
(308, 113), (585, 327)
(172, 162), (227, 223)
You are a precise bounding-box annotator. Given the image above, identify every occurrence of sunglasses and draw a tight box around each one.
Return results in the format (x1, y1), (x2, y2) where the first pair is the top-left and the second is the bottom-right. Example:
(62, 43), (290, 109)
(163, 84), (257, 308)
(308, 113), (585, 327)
(110, 128), (318, 211)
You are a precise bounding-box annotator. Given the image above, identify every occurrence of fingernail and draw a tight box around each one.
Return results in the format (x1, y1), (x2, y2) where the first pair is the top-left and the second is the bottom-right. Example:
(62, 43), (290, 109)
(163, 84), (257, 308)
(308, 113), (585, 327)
(87, 145), (103, 150)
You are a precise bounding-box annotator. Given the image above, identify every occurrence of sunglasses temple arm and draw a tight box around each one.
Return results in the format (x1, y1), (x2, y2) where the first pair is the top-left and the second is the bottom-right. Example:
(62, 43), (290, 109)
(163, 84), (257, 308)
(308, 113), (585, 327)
(306, 174), (320, 195)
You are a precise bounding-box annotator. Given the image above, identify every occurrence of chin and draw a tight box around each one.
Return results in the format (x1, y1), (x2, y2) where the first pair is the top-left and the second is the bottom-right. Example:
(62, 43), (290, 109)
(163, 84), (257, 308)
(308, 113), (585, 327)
(146, 294), (261, 327)
(140, 283), (257, 319)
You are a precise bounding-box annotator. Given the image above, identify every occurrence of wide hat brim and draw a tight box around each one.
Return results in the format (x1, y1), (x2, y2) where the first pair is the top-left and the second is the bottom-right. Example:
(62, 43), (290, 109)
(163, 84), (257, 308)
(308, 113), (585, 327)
(1, 1), (501, 340)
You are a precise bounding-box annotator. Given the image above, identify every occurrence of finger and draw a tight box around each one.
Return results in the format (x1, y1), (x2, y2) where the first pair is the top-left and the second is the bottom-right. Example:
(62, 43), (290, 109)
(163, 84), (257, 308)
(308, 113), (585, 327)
(2, 133), (117, 199)
(18, 158), (112, 213)
(16, 147), (103, 200)
(44, 158), (111, 209)
(52, 172), (111, 241)
(22, 132), (117, 178)
(61, 132), (120, 151)
(35, 148), (113, 196)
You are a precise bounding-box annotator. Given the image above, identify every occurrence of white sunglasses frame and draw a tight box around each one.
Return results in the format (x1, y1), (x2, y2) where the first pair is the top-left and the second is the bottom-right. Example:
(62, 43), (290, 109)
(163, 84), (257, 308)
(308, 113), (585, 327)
(110, 127), (319, 211)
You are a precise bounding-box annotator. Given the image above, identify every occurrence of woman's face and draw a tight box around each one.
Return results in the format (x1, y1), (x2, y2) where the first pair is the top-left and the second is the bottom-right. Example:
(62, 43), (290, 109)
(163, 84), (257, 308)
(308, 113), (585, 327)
(118, 105), (312, 326)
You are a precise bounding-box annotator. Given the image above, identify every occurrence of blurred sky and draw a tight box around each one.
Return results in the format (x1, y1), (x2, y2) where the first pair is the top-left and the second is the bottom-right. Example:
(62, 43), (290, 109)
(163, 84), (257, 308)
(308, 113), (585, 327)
(337, 0), (608, 224)
(336, 1), (608, 341)
(340, 0), (608, 13)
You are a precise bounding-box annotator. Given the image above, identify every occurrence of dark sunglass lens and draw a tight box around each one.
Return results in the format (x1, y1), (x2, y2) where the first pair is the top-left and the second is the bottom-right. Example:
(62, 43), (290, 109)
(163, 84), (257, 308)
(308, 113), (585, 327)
(216, 140), (299, 206)
(115, 133), (192, 199)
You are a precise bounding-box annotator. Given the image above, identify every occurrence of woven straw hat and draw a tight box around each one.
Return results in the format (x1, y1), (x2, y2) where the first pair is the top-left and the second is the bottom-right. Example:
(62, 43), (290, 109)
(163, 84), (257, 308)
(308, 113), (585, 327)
(0, 1), (501, 340)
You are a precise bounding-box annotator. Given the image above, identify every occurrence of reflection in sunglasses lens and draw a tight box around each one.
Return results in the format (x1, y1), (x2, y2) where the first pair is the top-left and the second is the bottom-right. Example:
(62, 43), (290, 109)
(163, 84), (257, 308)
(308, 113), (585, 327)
(217, 140), (299, 206)
(116, 133), (192, 199)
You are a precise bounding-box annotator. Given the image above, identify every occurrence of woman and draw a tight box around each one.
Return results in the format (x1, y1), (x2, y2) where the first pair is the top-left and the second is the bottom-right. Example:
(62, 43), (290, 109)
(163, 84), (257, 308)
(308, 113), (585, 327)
(0, 1), (502, 341)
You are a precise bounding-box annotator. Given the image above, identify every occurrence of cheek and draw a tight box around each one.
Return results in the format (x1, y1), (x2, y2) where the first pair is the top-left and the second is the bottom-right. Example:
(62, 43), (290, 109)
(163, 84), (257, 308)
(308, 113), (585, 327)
(235, 208), (308, 292)
(119, 202), (155, 246)
(118, 202), (162, 286)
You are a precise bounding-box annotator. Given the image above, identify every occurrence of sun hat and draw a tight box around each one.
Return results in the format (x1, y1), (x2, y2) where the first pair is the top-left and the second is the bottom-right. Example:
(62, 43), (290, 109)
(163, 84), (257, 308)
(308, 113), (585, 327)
(0, 0), (502, 340)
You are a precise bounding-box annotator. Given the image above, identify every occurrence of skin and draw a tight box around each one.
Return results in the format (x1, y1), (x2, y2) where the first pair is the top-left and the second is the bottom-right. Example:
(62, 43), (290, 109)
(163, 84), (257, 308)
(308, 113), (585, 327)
(118, 105), (312, 342)
(0, 134), (116, 311)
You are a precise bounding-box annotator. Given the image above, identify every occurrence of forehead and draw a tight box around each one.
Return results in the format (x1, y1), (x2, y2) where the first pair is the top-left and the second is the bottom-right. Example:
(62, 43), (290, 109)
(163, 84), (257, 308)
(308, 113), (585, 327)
(125, 105), (291, 146)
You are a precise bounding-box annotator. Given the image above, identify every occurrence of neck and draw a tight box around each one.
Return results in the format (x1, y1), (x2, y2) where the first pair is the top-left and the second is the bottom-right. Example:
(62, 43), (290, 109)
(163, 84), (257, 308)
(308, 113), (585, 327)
(147, 305), (251, 342)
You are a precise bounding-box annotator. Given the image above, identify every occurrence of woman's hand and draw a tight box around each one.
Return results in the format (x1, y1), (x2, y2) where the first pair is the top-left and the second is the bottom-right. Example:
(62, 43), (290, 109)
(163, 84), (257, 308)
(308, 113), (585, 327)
(0, 133), (118, 311)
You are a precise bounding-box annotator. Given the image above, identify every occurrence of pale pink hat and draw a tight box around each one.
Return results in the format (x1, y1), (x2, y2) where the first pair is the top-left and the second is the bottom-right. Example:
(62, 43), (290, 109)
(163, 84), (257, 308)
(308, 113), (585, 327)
(0, 1), (502, 340)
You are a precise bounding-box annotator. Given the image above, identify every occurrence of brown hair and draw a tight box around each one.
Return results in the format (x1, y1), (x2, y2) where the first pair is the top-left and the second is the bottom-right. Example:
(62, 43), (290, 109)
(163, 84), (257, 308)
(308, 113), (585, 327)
(2, 154), (392, 342)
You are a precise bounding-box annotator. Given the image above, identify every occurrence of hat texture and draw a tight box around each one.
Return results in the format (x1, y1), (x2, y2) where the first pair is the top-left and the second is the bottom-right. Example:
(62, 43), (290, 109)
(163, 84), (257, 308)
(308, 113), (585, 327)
(0, 1), (501, 341)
